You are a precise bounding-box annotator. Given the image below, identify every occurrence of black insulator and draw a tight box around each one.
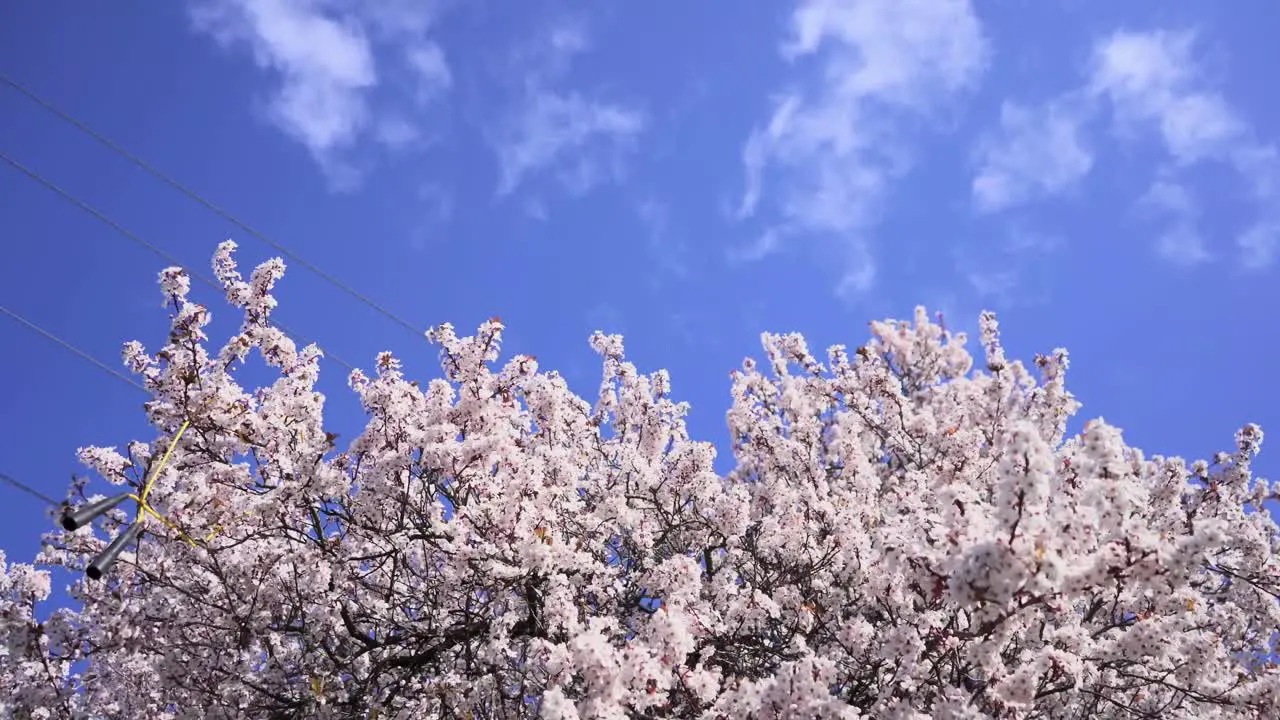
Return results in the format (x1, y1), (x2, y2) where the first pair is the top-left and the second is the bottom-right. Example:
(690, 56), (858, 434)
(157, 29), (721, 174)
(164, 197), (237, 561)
(61, 493), (132, 531)
(86, 522), (143, 580)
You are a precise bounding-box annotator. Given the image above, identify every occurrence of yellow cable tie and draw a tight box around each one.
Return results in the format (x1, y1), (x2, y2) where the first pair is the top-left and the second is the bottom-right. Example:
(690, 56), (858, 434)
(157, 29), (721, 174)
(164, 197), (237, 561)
(125, 493), (198, 547)
(138, 419), (190, 512)
(136, 496), (190, 543)
(127, 420), (265, 550)
(153, 510), (192, 545)
(131, 420), (202, 546)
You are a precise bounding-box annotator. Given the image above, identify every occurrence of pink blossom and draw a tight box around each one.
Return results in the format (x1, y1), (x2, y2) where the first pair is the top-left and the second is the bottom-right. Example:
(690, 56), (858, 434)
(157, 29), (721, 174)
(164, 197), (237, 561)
(2, 245), (1278, 718)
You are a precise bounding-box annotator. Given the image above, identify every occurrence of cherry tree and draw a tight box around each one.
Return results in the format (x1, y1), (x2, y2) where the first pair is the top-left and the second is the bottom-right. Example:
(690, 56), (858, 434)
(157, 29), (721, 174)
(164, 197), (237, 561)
(2, 243), (1279, 719)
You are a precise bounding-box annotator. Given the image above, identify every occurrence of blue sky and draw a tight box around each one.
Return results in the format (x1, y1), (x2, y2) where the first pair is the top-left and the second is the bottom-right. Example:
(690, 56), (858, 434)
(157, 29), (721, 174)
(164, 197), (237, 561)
(2, 0), (1279, 577)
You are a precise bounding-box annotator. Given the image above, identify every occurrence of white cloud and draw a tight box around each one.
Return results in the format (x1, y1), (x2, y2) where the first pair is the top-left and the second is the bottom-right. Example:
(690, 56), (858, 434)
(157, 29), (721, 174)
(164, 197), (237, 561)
(729, 228), (783, 265)
(491, 19), (646, 199)
(1138, 178), (1209, 265)
(1089, 30), (1244, 165)
(964, 268), (1018, 302)
(972, 98), (1094, 213)
(974, 27), (1280, 270)
(408, 181), (454, 251)
(784, 0), (987, 106)
(835, 243), (878, 300)
(635, 199), (689, 282)
(734, 0), (989, 293)
(495, 92), (645, 196)
(1238, 222), (1280, 270)
(404, 41), (451, 102)
(419, 182), (453, 221)
(522, 197), (550, 222)
(734, 132), (768, 221)
(1092, 29), (1278, 268)
(1235, 145), (1280, 200)
(357, 0), (442, 37)
(955, 223), (1060, 307)
(543, 20), (590, 75)
(191, 0), (376, 153)
(189, 0), (451, 187)
(373, 113), (420, 150)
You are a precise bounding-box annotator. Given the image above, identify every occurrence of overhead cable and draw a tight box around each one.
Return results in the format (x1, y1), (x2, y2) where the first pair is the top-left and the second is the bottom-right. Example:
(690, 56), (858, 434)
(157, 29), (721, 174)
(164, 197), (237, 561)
(1, 72), (428, 341)
(0, 150), (356, 373)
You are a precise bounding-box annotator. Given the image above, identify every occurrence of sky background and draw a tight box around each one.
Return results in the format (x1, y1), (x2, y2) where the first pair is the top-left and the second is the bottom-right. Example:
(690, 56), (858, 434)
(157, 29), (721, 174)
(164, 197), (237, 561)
(2, 0), (1279, 587)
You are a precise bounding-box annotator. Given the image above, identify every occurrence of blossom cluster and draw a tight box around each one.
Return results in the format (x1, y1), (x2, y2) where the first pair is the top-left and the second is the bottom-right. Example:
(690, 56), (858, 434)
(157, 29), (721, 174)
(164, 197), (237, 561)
(2, 243), (1278, 718)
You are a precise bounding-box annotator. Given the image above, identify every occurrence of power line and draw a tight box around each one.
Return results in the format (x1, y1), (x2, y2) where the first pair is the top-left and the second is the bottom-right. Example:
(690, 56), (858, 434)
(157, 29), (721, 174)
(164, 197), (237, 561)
(0, 74), (388, 512)
(0, 471), (61, 508)
(1, 72), (428, 342)
(0, 303), (148, 392)
(0, 149), (356, 373)
(0, 301), (339, 512)
(0, 302), (137, 508)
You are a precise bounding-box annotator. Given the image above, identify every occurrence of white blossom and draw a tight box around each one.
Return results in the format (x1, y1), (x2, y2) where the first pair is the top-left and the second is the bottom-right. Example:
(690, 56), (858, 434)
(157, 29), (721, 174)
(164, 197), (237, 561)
(0, 245), (1277, 718)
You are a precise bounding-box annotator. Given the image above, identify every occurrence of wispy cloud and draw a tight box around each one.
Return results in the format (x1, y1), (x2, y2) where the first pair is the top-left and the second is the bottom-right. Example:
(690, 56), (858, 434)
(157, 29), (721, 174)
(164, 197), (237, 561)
(973, 27), (1280, 269)
(635, 199), (689, 285)
(373, 113), (421, 151)
(1092, 30), (1280, 269)
(1095, 27), (1280, 269)
(1238, 220), (1280, 270)
(1234, 147), (1280, 270)
(408, 181), (454, 251)
(491, 18), (646, 199)
(955, 223), (1060, 307)
(734, 0), (989, 296)
(1137, 177), (1209, 265)
(404, 42), (452, 103)
(1089, 30), (1243, 165)
(972, 98), (1095, 213)
(189, 0), (451, 188)
(494, 92), (645, 197)
(409, 180), (455, 251)
(728, 227), (784, 265)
